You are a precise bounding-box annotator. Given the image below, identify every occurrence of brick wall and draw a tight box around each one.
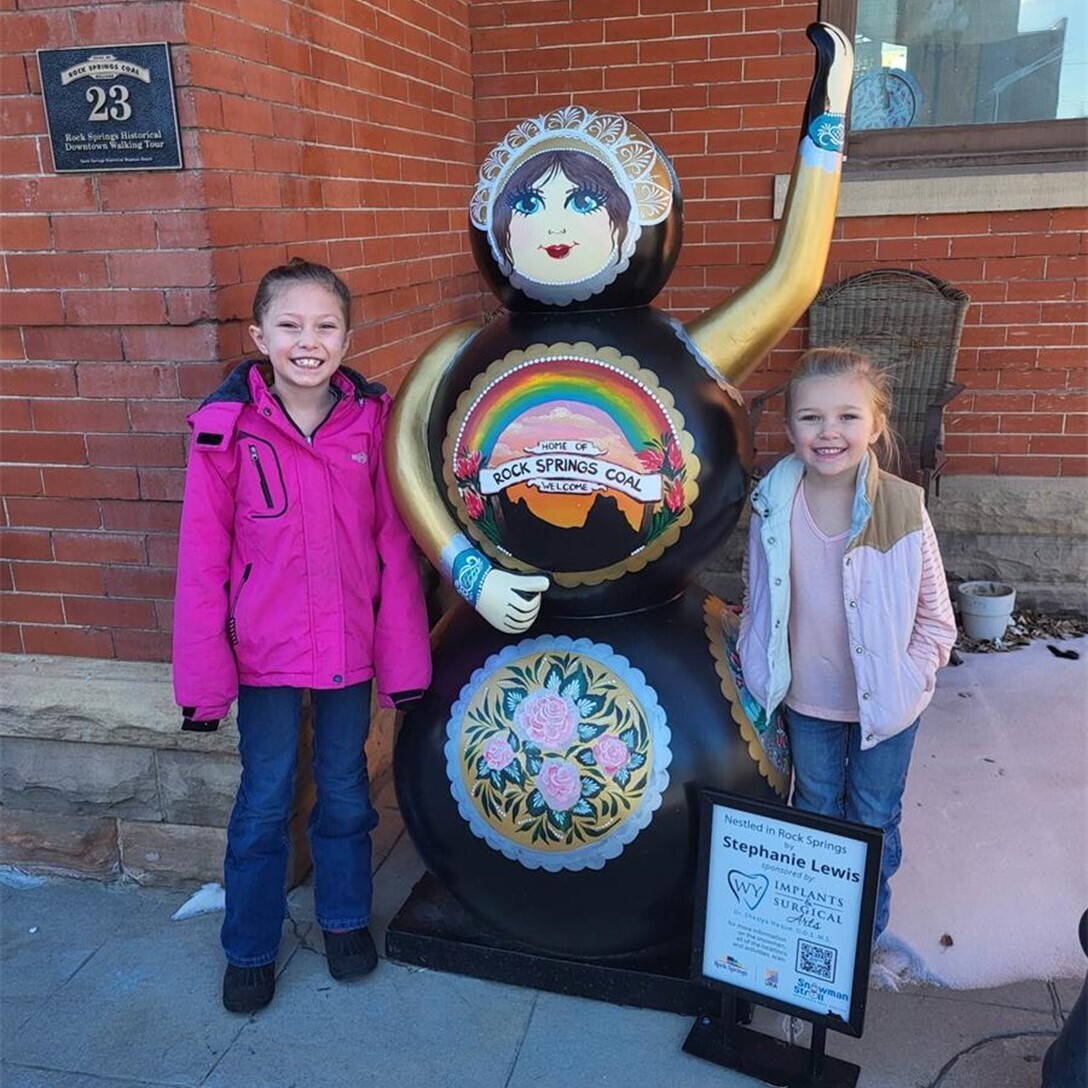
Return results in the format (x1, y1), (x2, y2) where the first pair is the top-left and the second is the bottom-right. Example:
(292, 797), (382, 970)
(1, 0), (483, 659)
(1, 0), (1085, 662)
(470, 0), (1087, 476)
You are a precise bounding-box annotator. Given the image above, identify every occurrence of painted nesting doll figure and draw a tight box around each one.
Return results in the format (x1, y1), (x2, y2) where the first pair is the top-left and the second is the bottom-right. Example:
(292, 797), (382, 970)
(388, 24), (853, 959)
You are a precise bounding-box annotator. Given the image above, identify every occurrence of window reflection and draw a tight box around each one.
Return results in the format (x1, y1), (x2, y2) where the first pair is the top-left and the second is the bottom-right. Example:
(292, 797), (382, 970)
(850, 0), (1087, 130)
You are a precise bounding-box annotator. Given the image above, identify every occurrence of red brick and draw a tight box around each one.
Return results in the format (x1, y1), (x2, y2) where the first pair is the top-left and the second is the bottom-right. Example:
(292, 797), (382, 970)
(53, 214), (158, 252)
(999, 413), (1062, 434)
(1029, 435), (1088, 456)
(0, 432), (87, 465)
(1036, 392), (1088, 412)
(107, 251), (213, 290)
(138, 467), (186, 502)
(994, 456), (1061, 476)
(23, 328), (123, 363)
(53, 531), (146, 565)
(100, 500), (180, 534)
(998, 368), (1072, 390)
(0, 623), (25, 652)
(0, 378), (32, 421)
(0, 53), (29, 94)
(4, 291), (64, 325)
(0, 176), (96, 214)
(970, 434), (1030, 454)
(2, 593), (64, 624)
(6, 253), (109, 290)
(156, 211), (212, 249)
(69, 3), (184, 40)
(111, 628), (171, 661)
(0, 466), (44, 496)
(87, 434), (186, 468)
(147, 534), (180, 568)
(41, 466), (140, 500)
(4, 497), (101, 530)
(97, 171), (211, 212)
(104, 565), (176, 599)
(122, 325), (219, 364)
(77, 364), (179, 399)
(0, 529), (52, 560)
(0, 214), (51, 251)
(12, 560), (104, 595)
(31, 399), (130, 434)
(63, 596), (158, 629)
(21, 625), (114, 658)
(165, 289), (217, 324)
(65, 290), (167, 327)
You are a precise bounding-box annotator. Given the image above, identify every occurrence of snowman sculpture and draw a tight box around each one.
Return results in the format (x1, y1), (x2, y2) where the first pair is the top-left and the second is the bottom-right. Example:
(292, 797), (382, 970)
(387, 24), (853, 959)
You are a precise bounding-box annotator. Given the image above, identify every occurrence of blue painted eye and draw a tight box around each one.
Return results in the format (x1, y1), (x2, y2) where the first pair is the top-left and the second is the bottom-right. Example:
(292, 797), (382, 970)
(510, 190), (544, 216)
(566, 187), (605, 214)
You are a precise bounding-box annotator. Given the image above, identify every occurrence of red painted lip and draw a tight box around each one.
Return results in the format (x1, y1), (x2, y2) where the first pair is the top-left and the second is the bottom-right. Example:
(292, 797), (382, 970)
(543, 244), (573, 259)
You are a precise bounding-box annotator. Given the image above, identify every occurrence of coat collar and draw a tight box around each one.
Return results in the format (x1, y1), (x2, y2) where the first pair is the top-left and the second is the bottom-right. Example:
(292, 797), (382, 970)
(751, 451), (877, 543)
(199, 360), (385, 409)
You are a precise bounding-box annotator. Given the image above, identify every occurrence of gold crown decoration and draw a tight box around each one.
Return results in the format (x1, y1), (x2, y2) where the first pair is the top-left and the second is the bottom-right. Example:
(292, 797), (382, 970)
(471, 105), (674, 232)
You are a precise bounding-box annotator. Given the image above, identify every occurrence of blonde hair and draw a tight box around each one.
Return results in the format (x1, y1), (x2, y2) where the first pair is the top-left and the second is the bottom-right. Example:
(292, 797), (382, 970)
(784, 347), (900, 472)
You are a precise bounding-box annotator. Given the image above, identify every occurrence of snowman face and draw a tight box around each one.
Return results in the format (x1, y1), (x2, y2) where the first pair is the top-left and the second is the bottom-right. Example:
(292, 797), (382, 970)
(506, 165), (618, 286)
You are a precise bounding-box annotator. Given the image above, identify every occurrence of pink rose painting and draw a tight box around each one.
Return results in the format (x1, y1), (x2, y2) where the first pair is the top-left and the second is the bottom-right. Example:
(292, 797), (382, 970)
(514, 689), (578, 750)
(483, 737), (514, 771)
(593, 734), (630, 777)
(536, 758), (582, 812)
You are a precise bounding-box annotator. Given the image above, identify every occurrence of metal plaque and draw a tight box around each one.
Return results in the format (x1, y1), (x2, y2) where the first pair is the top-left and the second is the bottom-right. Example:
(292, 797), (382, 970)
(37, 43), (183, 172)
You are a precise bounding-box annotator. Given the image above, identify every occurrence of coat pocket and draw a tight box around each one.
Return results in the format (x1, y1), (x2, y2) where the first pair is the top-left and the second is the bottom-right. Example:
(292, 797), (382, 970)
(239, 433), (288, 518)
(227, 563), (252, 647)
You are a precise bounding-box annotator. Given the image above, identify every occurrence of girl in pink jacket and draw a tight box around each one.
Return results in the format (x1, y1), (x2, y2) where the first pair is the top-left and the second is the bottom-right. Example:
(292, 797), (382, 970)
(173, 258), (431, 1014)
(739, 347), (956, 957)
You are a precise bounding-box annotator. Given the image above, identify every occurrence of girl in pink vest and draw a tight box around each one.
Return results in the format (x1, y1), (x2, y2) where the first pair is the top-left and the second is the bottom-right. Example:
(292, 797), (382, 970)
(173, 259), (431, 1013)
(739, 347), (956, 970)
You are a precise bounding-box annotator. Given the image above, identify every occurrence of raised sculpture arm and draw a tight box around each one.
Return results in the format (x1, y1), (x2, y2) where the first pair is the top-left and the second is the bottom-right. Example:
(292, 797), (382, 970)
(685, 22), (854, 387)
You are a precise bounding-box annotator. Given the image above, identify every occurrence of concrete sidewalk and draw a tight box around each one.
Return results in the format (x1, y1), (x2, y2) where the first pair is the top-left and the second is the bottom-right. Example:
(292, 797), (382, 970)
(1, 764), (1081, 1088)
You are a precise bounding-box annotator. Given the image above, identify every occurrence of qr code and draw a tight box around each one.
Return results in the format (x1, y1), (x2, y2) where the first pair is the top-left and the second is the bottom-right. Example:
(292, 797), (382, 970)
(796, 939), (837, 982)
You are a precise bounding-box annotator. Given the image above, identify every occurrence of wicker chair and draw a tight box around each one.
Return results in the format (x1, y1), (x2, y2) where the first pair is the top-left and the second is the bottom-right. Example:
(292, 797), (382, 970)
(751, 268), (970, 505)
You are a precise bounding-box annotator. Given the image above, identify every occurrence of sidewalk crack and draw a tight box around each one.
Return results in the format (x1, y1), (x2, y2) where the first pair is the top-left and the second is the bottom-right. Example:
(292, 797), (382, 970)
(502, 991), (540, 1088)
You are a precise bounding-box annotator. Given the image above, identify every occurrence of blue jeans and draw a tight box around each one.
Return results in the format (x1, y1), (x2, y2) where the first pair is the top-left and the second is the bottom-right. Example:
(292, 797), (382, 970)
(783, 706), (920, 941)
(222, 683), (377, 967)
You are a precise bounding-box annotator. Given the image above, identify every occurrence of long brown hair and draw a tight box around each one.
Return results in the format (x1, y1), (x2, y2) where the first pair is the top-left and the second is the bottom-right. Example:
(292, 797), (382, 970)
(784, 347), (900, 472)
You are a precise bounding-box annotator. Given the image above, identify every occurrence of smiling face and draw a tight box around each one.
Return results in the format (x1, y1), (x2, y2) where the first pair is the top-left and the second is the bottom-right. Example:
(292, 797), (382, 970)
(786, 375), (885, 485)
(492, 150), (631, 290)
(506, 166), (618, 285)
(248, 282), (351, 399)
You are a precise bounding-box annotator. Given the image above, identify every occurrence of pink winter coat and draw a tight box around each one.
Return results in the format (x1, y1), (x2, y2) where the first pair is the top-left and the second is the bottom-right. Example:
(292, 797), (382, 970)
(172, 362), (431, 721)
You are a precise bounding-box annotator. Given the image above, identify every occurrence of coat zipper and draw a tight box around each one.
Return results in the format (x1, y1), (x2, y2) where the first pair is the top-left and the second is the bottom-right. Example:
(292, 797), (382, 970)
(228, 563), (252, 646)
(248, 445), (274, 508)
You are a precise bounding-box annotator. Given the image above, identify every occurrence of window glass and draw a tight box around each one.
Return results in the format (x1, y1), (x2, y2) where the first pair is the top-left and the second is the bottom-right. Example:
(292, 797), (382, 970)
(850, 0), (1087, 131)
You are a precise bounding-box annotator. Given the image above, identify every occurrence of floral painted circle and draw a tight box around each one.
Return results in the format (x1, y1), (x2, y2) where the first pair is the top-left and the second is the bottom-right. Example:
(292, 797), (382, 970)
(445, 635), (672, 871)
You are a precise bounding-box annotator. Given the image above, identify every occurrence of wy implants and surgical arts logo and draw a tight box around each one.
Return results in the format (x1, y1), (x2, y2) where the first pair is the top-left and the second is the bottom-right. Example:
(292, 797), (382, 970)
(727, 869), (769, 911)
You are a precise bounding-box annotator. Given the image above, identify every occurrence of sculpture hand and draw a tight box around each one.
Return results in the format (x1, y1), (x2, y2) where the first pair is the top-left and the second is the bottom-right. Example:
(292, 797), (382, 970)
(476, 569), (550, 634)
(804, 22), (854, 148)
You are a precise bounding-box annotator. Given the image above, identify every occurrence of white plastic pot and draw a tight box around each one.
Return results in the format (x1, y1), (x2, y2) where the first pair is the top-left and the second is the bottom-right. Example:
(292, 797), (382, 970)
(957, 581), (1016, 642)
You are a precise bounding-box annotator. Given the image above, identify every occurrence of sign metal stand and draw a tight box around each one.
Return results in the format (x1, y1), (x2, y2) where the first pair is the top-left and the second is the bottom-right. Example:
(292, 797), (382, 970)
(685, 789), (884, 1086)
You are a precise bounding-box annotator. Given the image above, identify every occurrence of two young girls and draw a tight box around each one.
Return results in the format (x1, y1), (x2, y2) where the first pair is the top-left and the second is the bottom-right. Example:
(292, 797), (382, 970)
(739, 347), (957, 950)
(173, 259), (431, 1013)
